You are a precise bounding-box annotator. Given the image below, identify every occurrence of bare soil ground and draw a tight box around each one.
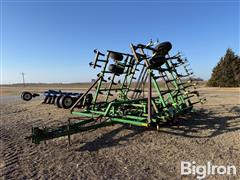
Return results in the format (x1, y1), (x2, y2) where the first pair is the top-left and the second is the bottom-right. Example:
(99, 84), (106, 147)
(0, 84), (92, 96)
(0, 87), (239, 179)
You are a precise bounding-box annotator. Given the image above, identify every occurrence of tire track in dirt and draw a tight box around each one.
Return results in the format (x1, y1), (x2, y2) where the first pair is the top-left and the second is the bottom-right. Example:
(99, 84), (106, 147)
(0, 127), (22, 179)
(0, 106), (46, 179)
(0, 126), (41, 179)
(0, 102), (61, 179)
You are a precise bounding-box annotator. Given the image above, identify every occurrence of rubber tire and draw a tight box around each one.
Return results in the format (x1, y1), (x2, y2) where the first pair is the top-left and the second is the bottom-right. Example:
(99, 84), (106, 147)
(59, 95), (74, 109)
(149, 56), (167, 68)
(108, 64), (124, 75)
(109, 52), (123, 61)
(155, 41), (172, 56)
(21, 91), (33, 101)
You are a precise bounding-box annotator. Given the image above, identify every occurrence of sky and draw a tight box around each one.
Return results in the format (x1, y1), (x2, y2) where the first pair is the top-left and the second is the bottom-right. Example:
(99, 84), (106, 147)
(1, 0), (239, 84)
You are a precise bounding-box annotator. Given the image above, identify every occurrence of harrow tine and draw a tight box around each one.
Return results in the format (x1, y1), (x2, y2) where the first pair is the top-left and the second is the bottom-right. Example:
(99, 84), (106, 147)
(184, 94), (195, 99)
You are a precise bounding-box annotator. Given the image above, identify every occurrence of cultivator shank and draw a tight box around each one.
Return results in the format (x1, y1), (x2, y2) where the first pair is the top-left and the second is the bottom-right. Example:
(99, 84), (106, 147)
(28, 40), (205, 144)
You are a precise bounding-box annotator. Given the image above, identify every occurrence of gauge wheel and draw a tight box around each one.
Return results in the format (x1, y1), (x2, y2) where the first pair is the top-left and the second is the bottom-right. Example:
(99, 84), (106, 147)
(109, 52), (123, 61)
(108, 64), (124, 75)
(21, 91), (33, 101)
(155, 41), (172, 56)
(59, 95), (74, 109)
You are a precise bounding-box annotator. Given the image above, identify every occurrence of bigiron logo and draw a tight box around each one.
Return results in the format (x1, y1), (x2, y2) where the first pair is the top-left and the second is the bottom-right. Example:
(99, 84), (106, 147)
(181, 161), (237, 179)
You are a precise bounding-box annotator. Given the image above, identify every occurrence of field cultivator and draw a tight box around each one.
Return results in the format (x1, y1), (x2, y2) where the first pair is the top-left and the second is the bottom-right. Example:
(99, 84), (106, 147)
(27, 41), (206, 144)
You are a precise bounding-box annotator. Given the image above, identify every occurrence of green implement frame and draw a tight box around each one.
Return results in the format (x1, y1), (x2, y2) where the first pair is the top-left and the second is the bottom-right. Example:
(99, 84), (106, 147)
(28, 41), (205, 144)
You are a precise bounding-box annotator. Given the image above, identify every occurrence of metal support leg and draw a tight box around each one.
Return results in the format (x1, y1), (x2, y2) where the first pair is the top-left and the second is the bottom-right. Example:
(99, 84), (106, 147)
(148, 71), (152, 124)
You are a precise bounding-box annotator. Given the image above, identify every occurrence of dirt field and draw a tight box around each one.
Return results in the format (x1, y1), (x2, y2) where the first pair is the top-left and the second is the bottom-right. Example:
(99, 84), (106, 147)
(0, 84), (92, 96)
(0, 87), (239, 179)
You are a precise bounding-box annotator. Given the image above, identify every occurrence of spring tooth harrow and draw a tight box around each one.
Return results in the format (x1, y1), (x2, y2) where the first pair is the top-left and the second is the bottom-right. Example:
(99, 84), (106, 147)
(28, 41), (205, 144)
